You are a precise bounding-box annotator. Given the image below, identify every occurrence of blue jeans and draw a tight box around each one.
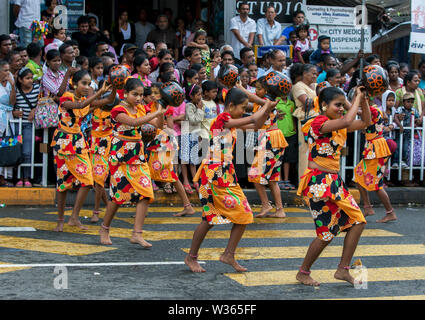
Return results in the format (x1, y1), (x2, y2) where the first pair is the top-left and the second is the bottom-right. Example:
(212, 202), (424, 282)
(18, 27), (33, 47)
(15, 122), (33, 178)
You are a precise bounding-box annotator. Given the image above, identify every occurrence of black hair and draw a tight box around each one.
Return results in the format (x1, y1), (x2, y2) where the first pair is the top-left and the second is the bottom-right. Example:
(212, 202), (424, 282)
(143, 86), (152, 96)
(224, 88), (248, 108)
(133, 54), (148, 69)
(202, 80), (218, 92)
(191, 63), (204, 72)
(404, 70), (420, 86)
(101, 52), (115, 59)
(26, 42), (42, 59)
(326, 68), (341, 81)
(52, 27), (65, 37)
(124, 77), (144, 92)
(295, 24), (309, 37)
(318, 87), (345, 112)
(64, 40), (79, 47)
(77, 15), (90, 26)
(240, 47), (253, 61)
(7, 50), (21, 63)
(0, 34), (11, 44)
(418, 60), (425, 69)
(159, 62), (174, 75)
(185, 84), (201, 101)
(161, 71), (175, 83)
(16, 67), (33, 89)
(46, 49), (60, 61)
(365, 54), (380, 64)
(184, 46), (200, 58)
(72, 69), (90, 86)
(193, 29), (207, 42)
(158, 49), (172, 61)
(289, 63), (304, 83)
(96, 42), (107, 49)
(221, 50), (235, 60)
(238, 1), (249, 10)
(89, 56), (102, 69)
(59, 43), (72, 55)
(76, 55), (88, 66)
(320, 53), (334, 63)
(292, 10), (305, 18)
(183, 69), (197, 86)
(302, 63), (316, 74)
(255, 75), (267, 87)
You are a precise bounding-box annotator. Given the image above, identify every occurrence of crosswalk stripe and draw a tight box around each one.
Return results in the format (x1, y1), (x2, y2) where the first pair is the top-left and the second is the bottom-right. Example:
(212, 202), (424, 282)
(224, 267), (425, 286)
(181, 244), (425, 260)
(0, 235), (116, 256)
(0, 261), (31, 274)
(0, 218), (402, 240)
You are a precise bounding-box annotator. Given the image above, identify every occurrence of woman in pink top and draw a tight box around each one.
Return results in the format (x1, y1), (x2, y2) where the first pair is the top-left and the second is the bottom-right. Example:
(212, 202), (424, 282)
(132, 55), (152, 88)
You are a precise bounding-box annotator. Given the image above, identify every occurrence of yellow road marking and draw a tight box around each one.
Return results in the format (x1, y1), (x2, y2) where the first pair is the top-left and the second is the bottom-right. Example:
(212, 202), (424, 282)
(0, 234), (116, 256)
(0, 218), (401, 240)
(0, 261), (31, 274)
(115, 216), (313, 225)
(181, 244), (425, 260)
(224, 267), (425, 286)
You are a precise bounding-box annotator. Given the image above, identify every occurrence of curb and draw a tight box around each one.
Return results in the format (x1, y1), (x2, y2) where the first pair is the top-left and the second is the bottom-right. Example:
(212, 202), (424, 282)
(0, 187), (364, 207)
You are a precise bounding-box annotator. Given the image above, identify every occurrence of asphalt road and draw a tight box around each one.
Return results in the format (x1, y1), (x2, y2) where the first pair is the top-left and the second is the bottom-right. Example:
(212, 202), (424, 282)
(0, 204), (424, 305)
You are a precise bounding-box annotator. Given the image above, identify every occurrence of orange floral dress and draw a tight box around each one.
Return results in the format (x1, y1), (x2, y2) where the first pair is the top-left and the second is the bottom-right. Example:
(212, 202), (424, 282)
(248, 107), (288, 185)
(109, 104), (154, 205)
(90, 108), (112, 187)
(353, 105), (391, 191)
(297, 115), (366, 242)
(193, 113), (253, 225)
(145, 103), (179, 183)
(51, 92), (94, 192)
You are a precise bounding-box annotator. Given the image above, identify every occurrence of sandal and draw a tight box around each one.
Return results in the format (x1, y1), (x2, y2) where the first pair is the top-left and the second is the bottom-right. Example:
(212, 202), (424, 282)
(24, 181), (32, 188)
(163, 183), (173, 194)
(192, 182), (200, 193)
(15, 180), (24, 188)
(0, 181), (14, 187)
(183, 184), (193, 194)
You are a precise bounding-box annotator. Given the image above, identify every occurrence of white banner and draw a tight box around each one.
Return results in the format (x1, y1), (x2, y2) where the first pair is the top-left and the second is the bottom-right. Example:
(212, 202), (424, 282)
(409, 0), (425, 54)
(309, 25), (372, 54)
(305, 5), (356, 26)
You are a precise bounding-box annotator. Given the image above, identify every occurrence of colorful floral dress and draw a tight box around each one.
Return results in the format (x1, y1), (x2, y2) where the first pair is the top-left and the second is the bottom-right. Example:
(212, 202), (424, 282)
(353, 105), (391, 191)
(51, 92), (94, 192)
(297, 115), (366, 242)
(248, 108), (288, 185)
(90, 108), (112, 187)
(109, 104), (154, 205)
(193, 113), (253, 225)
(145, 103), (179, 183)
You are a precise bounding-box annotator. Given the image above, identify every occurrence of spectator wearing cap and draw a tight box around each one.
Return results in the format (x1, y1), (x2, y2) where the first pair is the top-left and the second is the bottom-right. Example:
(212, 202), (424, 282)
(229, 2), (256, 60)
(309, 35), (334, 66)
(121, 43), (137, 72)
(256, 5), (286, 46)
(112, 10), (136, 54)
(143, 42), (156, 59)
(147, 15), (179, 60)
(135, 9), (156, 48)
(12, 0), (42, 47)
(72, 15), (104, 57)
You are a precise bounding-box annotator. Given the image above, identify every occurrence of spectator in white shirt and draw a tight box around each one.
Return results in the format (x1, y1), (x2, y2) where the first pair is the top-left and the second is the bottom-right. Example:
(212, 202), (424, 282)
(257, 5), (286, 47)
(12, 0), (42, 47)
(229, 2), (256, 60)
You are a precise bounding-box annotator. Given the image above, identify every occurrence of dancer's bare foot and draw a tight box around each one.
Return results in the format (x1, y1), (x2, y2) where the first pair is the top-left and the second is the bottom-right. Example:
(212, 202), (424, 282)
(172, 205), (196, 217)
(376, 209), (397, 223)
(99, 224), (112, 245)
(296, 269), (320, 286)
(363, 205), (375, 217)
(184, 254), (206, 273)
(334, 266), (355, 285)
(67, 217), (88, 230)
(91, 211), (100, 223)
(254, 204), (273, 218)
(219, 252), (247, 272)
(130, 231), (152, 249)
(265, 207), (286, 218)
(53, 219), (64, 232)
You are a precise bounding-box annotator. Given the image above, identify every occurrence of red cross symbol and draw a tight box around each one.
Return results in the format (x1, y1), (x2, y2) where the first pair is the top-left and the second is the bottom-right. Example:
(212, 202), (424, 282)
(309, 28), (318, 41)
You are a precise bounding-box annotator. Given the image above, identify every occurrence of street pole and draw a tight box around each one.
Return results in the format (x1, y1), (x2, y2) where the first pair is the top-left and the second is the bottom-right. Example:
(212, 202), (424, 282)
(359, 0), (366, 83)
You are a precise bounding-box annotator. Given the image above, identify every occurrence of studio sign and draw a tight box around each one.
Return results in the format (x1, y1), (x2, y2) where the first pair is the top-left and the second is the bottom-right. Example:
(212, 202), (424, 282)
(236, 1), (304, 23)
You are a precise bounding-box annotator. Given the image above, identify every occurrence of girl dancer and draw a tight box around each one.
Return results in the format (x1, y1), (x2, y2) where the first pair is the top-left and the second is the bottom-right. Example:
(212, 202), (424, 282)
(51, 70), (114, 232)
(184, 88), (278, 273)
(354, 103), (397, 223)
(296, 86), (371, 286)
(99, 78), (167, 248)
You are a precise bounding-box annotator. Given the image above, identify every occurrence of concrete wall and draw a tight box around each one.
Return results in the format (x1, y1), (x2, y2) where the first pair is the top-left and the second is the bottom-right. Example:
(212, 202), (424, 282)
(0, 0), (10, 35)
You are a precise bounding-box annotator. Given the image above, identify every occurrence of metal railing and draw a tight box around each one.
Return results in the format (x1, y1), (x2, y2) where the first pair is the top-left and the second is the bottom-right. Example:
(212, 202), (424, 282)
(341, 114), (425, 182)
(5, 116), (49, 187)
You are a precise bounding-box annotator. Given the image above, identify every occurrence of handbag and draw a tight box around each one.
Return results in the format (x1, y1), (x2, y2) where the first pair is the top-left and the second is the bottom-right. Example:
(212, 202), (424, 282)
(34, 84), (59, 129)
(0, 122), (23, 167)
(300, 98), (316, 126)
